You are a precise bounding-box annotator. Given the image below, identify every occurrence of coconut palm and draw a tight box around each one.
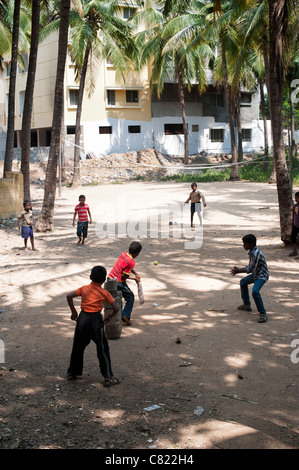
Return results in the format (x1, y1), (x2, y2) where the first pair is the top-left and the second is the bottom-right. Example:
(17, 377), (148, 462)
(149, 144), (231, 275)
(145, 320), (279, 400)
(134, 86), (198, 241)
(135, 0), (211, 164)
(21, 0), (42, 202)
(35, 0), (71, 232)
(68, 0), (137, 186)
(3, 0), (23, 177)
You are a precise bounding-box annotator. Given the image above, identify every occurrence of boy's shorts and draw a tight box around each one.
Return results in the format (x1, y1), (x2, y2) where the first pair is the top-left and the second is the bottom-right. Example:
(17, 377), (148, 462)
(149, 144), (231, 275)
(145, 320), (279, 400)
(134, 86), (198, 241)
(191, 202), (202, 213)
(21, 226), (33, 239)
(77, 221), (88, 238)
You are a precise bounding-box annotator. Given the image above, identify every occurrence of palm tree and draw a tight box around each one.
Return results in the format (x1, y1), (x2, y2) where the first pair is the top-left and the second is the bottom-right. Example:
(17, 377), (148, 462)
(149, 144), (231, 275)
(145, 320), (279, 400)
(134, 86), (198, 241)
(3, 0), (21, 177)
(69, 0), (137, 186)
(268, 0), (293, 243)
(35, 0), (71, 232)
(21, 0), (42, 201)
(135, 0), (210, 164)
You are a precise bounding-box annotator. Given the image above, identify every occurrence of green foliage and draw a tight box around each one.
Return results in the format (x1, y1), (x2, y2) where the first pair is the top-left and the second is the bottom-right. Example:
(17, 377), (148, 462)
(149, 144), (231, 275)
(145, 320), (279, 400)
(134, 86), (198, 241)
(161, 155), (299, 184)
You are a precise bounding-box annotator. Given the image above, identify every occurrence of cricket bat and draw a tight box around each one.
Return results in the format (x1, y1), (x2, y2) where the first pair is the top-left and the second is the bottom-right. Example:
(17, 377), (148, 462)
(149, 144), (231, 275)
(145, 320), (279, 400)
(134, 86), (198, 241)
(137, 281), (145, 305)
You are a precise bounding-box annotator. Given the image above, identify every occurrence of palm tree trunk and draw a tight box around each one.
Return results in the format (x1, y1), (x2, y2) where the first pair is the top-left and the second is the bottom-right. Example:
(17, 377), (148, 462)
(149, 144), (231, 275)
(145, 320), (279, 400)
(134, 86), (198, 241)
(259, 79), (269, 169)
(35, 0), (71, 232)
(3, 0), (21, 177)
(221, 45), (239, 180)
(268, 0), (293, 244)
(235, 89), (243, 162)
(177, 67), (189, 164)
(21, 0), (41, 202)
(72, 44), (91, 187)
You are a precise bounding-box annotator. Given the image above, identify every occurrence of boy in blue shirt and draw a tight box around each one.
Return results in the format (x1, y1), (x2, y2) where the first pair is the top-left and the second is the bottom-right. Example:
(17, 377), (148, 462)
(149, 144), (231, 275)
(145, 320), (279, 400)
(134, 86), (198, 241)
(230, 234), (269, 323)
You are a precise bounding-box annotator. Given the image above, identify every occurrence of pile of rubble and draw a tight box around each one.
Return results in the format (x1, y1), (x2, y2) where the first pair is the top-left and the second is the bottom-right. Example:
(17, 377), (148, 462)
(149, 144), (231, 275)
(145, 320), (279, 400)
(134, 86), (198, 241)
(1, 150), (258, 186)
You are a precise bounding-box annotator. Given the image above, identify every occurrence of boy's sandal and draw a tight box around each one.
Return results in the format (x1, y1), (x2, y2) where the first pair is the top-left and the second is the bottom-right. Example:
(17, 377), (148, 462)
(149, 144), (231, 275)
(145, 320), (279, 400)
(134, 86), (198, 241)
(258, 315), (267, 323)
(103, 377), (121, 388)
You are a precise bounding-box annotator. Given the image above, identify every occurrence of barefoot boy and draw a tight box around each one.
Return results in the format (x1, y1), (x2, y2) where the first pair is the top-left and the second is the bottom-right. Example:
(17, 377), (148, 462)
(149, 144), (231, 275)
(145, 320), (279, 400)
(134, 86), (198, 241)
(18, 201), (38, 251)
(66, 266), (120, 387)
(73, 195), (92, 245)
(185, 182), (207, 228)
(230, 234), (269, 323)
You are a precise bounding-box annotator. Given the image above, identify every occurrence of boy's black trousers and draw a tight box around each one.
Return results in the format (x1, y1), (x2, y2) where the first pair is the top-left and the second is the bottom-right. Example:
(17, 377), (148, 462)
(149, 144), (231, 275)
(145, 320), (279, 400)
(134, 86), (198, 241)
(68, 310), (113, 378)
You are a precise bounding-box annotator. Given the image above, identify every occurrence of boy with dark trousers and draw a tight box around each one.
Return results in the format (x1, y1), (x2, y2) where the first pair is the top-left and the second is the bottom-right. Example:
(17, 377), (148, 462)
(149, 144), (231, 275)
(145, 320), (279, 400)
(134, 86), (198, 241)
(66, 266), (120, 387)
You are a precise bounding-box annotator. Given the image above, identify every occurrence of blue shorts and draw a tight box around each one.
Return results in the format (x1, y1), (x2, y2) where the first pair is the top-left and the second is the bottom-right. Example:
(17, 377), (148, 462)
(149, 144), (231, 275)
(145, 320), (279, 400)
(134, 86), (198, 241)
(21, 226), (34, 239)
(77, 221), (88, 238)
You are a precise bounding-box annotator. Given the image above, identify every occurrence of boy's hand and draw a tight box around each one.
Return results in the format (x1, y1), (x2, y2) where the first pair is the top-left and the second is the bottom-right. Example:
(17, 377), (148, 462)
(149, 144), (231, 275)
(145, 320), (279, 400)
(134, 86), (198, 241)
(135, 273), (141, 283)
(230, 267), (239, 276)
(71, 311), (78, 321)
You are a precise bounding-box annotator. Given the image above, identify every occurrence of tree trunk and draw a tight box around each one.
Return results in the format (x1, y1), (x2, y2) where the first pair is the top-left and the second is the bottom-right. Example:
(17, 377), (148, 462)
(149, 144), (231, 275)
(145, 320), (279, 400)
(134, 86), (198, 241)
(35, 0), (71, 232)
(72, 44), (91, 187)
(259, 79), (269, 169)
(177, 68), (189, 165)
(235, 89), (243, 162)
(21, 0), (41, 202)
(221, 46), (239, 180)
(262, 26), (276, 183)
(268, 0), (293, 244)
(3, 0), (21, 177)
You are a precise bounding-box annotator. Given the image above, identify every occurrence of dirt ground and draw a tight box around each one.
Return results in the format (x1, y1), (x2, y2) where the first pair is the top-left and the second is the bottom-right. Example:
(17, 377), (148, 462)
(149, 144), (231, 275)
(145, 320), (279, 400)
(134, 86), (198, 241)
(0, 180), (298, 450)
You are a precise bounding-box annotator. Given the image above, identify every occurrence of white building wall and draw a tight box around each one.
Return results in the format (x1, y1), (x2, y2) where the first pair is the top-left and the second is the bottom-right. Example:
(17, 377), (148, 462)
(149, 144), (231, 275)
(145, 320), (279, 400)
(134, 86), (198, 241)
(65, 116), (272, 158)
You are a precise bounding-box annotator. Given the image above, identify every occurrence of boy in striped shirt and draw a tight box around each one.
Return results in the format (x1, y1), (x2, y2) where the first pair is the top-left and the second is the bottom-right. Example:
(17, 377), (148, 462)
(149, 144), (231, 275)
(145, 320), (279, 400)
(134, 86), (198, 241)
(73, 195), (92, 245)
(230, 234), (269, 323)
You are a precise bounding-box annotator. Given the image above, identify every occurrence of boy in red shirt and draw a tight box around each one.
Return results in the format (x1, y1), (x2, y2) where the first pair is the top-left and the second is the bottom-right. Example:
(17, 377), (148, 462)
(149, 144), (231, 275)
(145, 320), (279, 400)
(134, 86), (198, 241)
(66, 266), (120, 387)
(108, 241), (142, 326)
(73, 195), (92, 245)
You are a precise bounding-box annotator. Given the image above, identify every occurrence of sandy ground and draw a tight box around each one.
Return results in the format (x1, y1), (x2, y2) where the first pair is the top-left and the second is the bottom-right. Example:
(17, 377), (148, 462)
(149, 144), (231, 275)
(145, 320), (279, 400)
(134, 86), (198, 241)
(0, 180), (298, 450)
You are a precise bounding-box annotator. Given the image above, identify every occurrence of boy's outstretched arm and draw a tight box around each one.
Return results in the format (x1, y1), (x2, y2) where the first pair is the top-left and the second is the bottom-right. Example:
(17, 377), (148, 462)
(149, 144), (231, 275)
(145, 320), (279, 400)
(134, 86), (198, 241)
(88, 208), (92, 224)
(67, 291), (79, 321)
(230, 266), (247, 276)
(104, 301), (119, 324)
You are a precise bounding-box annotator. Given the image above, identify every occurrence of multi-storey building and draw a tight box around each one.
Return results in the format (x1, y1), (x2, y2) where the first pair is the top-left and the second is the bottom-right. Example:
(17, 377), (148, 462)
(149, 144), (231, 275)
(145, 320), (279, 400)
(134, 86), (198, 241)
(0, 6), (271, 163)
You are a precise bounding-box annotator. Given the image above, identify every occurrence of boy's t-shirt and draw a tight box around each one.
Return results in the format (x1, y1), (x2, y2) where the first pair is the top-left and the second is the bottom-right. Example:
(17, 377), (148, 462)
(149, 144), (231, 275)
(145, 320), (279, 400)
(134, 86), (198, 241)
(108, 252), (135, 282)
(76, 282), (115, 312)
(293, 203), (299, 228)
(75, 203), (89, 222)
(18, 210), (33, 226)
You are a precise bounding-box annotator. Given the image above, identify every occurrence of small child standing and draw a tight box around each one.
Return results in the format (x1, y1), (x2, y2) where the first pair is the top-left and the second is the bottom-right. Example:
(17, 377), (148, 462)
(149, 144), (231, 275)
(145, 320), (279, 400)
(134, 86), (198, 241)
(108, 241), (142, 326)
(230, 234), (269, 323)
(18, 201), (39, 251)
(66, 266), (120, 387)
(185, 182), (207, 228)
(73, 194), (92, 245)
(289, 191), (299, 257)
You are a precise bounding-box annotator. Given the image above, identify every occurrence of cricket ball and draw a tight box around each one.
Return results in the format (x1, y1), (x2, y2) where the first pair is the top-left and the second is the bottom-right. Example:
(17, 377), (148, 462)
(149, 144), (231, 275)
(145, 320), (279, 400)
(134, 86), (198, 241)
(153, 261), (158, 265)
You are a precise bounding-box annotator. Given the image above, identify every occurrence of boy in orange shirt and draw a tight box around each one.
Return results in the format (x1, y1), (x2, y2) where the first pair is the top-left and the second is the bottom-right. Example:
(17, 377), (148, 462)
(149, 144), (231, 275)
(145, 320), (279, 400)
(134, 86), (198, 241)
(66, 266), (120, 387)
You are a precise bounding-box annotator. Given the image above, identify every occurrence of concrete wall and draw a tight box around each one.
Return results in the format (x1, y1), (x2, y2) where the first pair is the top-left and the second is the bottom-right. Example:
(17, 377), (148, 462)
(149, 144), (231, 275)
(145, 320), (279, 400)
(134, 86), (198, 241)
(0, 172), (23, 219)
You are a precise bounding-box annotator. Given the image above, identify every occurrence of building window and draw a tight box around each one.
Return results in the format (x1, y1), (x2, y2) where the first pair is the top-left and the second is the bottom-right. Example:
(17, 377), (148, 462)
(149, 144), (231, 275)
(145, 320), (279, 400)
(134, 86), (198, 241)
(69, 89), (79, 107)
(99, 126), (112, 134)
(31, 130), (38, 147)
(126, 90), (139, 103)
(210, 129), (224, 142)
(240, 93), (252, 105)
(18, 53), (29, 73)
(128, 125), (141, 134)
(5, 62), (11, 77)
(192, 125), (199, 132)
(210, 93), (224, 107)
(67, 126), (76, 135)
(164, 123), (185, 135)
(19, 90), (25, 114)
(242, 129), (252, 141)
(123, 7), (137, 19)
(107, 90), (116, 106)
